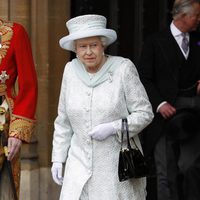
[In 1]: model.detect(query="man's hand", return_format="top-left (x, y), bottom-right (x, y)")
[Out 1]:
top-left (158, 102), bottom-right (176, 119)
top-left (197, 80), bottom-right (200, 95)
top-left (7, 137), bottom-right (22, 161)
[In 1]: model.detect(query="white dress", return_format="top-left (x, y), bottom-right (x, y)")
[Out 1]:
top-left (52, 56), bottom-right (154, 200)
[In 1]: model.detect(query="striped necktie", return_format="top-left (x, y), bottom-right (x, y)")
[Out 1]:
top-left (181, 33), bottom-right (189, 54)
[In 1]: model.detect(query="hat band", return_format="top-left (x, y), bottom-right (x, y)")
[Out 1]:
top-left (69, 23), bottom-right (106, 34)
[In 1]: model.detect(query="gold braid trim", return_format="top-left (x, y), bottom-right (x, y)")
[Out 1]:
top-left (9, 115), bottom-right (35, 142)
top-left (0, 19), bottom-right (13, 64)
top-left (6, 96), bottom-right (14, 111)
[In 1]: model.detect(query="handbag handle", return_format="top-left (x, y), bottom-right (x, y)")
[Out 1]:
top-left (121, 118), bottom-right (131, 149)
top-left (121, 118), bottom-right (139, 150)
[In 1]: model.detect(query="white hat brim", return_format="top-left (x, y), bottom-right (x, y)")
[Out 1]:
top-left (59, 29), bottom-right (117, 52)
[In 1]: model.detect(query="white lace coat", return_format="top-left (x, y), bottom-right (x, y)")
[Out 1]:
top-left (52, 56), bottom-right (154, 200)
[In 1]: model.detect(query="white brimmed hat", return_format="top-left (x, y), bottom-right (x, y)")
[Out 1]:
top-left (59, 14), bottom-right (117, 52)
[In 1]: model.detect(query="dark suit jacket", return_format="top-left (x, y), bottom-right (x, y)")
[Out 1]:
top-left (137, 28), bottom-right (200, 156)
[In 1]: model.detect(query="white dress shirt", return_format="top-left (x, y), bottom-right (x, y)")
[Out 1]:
top-left (170, 21), bottom-right (189, 59)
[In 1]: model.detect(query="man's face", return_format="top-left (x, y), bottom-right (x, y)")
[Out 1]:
top-left (183, 2), bottom-right (200, 31)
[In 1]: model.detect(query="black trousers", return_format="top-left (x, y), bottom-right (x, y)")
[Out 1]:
top-left (176, 132), bottom-right (200, 200)
top-left (154, 135), bottom-right (178, 200)
top-left (154, 132), bottom-right (200, 200)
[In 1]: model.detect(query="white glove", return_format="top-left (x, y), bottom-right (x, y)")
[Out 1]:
top-left (51, 162), bottom-right (63, 185)
top-left (88, 122), bottom-right (116, 140)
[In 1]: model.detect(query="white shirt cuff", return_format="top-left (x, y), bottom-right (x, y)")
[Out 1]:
top-left (156, 101), bottom-right (167, 113)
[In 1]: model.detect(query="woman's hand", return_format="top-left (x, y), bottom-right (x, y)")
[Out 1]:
top-left (51, 162), bottom-right (63, 185)
top-left (88, 122), bottom-right (116, 140)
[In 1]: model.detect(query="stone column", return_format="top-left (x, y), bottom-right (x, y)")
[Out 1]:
top-left (9, 0), bottom-right (31, 30)
top-left (0, 0), bottom-right (9, 20)
top-left (32, 0), bottom-right (70, 199)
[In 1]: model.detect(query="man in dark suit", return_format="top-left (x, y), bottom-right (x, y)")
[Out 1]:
top-left (137, 0), bottom-right (200, 200)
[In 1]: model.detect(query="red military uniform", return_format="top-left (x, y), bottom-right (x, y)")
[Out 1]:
top-left (0, 19), bottom-right (38, 199)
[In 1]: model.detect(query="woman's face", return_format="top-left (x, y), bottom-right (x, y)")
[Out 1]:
top-left (75, 36), bottom-right (105, 73)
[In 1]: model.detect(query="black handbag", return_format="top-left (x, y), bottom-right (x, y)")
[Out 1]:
top-left (118, 118), bottom-right (149, 182)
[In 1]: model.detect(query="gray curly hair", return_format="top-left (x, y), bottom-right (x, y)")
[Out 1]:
top-left (172, 0), bottom-right (200, 19)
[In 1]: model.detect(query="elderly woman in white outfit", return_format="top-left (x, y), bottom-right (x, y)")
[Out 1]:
top-left (51, 14), bottom-right (154, 200)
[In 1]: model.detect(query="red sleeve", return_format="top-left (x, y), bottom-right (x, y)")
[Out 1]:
top-left (12, 23), bottom-right (38, 120)
top-left (8, 23), bottom-right (38, 142)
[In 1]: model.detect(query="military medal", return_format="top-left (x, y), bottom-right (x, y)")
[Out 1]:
top-left (0, 71), bottom-right (9, 83)
top-left (0, 71), bottom-right (9, 93)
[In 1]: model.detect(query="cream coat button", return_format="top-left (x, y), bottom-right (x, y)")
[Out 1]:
top-left (86, 92), bottom-right (91, 96)
top-left (87, 139), bottom-right (90, 144)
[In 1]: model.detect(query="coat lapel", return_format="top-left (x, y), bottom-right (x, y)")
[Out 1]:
top-left (157, 29), bottom-right (185, 82)
top-left (188, 33), bottom-right (200, 58)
